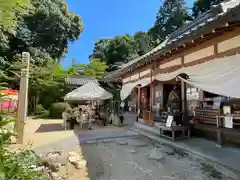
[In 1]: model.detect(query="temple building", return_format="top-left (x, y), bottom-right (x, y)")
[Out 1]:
top-left (105, 0), bottom-right (240, 145)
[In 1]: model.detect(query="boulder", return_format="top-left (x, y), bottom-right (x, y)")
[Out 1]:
top-left (71, 160), bottom-right (86, 169)
top-left (160, 146), bottom-right (174, 154)
top-left (68, 152), bottom-right (80, 162)
top-left (42, 151), bottom-right (69, 166)
top-left (49, 163), bottom-right (62, 172)
top-left (85, 140), bottom-right (97, 144)
top-left (68, 151), bottom-right (86, 169)
top-left (148, 148), bottom-right (165, 160)
top-left (51, 172), bottom-right (61, 180)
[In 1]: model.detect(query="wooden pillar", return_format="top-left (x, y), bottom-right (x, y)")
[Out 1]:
top-left (16, 52), bottom-right (30, 144)
top-left (149, 68), bottom-right (153, 123)
top-left (181, 78), bottom-right (188, 123)
top-left (150, 74), bottom-right (153, 112)
top-left (137, 86), bottom-right (141, 116)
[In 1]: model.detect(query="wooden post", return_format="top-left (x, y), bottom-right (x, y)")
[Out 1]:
top-left (181, 78), bottom-right (188, 123)
top-left (137, 87), bottom-right (141, 115)
top-left (16, 52), bottom-right (30, 144)
top-left (149, 68), bottom-right (153, 123)
top-left (137, 86), bottom-right (141, 122)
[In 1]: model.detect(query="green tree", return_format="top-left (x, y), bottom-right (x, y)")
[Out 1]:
top-left (152, 0), bottom-right (191, 41)
top-left (0, 0), bottom-right (84, 68)
top-left (90, 39), bottom-right (110, 60)
top-left (9, 59), bottom-right (67, 112)
top-left (90, 35), bottom-right (140, 71)
top-left (104, 34), bottom-right (138, 65)
top-left (148, 24), bottom-right (163, 48)
top-left (134, 31), bottom-right (150, 56)
top-left (192, 0), bottom-right (224, 18)
top-left (15, 0), bottom-right (84, 59)
top-left (75, 58), bottom-right (108, 79)
top-left (0, 0), bottom-right (29, 30)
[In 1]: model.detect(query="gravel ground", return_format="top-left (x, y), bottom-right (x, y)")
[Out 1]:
top-left (82, 136), bottom-right (239, 180)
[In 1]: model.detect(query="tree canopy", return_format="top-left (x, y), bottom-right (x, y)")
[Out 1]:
top-left (0, 0), bottom-right (85, 114)
top-left (192, 0), bottom-right (224, 18)
top-left (0, 0), bottom-right (29, 30)
top-left (0, 0), bottom-right (84, 67)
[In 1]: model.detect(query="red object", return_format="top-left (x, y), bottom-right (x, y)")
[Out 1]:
top-left (0, 88), bottom-right (18, 111)
top-left (1, 88), bottom-right (17, 95)
top-left (191, 119), bottom-right (200, 124)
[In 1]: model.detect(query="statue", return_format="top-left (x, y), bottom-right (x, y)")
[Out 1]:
top-left (167, 84), bottom-right (182, 125)
top-left (168, 84), bottom-right (181, 113)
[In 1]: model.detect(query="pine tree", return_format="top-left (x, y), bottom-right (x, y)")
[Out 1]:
top-left (150, 0), bottom-right (191, 43)
top-left (192, 0), bottom-right (224, 18)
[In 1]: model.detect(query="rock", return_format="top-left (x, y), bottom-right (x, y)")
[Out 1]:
top-left (71, 160), bottom-right (86, 169)
top-left (130, 141), bottom-right (148, 147)
top-left (49, 163), bottom-right (62, 172)
top-left (30, 165), bottom-right (37, 169)
top-left (33, 166), bottom-right (45, 172)
top-left (51, 172), bottom-right (61, 180)
top-left (69, 152), bottom-right (80, 162)
top-left (129, 149), bottom-right (137, 153)
top-left (103, 139), bottom-right (113, 143)
top-left (68, 151), bottom-right (86, 169)
top-left (43, 151), bottom-right (69, 166)
top-left (161, 146), bottom-right (174, 154)
top-left (148, 148), bottom-right (165, 160)
top-left (85, 140), bottom-right (97, 144)
top-left (155, 144), bottom-right (162, 148)
top-left (116, 140), bottom-right (128, 145)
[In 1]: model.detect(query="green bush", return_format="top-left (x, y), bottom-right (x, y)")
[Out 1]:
top-left (34, 104), bottom-right (49, 118)
top-left (49, 102), bottom-right (66, 118)
top-left (0, 93), bottom-right (44, 179)
top-left (35, 104), bottom-right (45, 115)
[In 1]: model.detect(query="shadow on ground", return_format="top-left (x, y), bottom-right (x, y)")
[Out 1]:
top-left (35, 123), bottom-right (64, 133)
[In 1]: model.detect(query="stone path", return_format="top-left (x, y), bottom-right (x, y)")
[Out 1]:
top-left (10, 119), bottom-right (240, 180)
top-left (82, 136), bottom-right (239, 180)
top-left (133, 122), bottom-right (240, 173)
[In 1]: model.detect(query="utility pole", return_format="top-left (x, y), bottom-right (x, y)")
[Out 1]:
top-left (16, 52), bottom-right (30, 144)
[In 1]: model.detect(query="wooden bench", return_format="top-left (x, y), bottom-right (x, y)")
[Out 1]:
top-left (155, 122), bottom-right (191, 141)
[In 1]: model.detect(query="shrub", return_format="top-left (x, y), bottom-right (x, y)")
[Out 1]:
top-left (49, 102), bottom-right (66, 118)
top-left (34, 104), bottom-right (49, 119)
top-left (35, 104), bottom-right (45, 115)
top-left (0, 93), bottom-right (43, 179)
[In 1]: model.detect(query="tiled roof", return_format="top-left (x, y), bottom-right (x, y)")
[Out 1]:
top-left (105, 0), bottom-right (240, 79)
top-left (65, 76), bottom-right (98, 85)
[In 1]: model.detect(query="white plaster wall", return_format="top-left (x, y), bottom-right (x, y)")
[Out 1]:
top-left (184, 46), bottom-right (214, 64)
top-left (159, 58), bottom-right (181, 69)
top-left (123, 77), bottom-right (131, 83)
top-left (131, 73), bottom-right (139, 81)
top-left (218, 35), bottom-right (240, 53)
top-left (140, 69), bottom-right (151, 77)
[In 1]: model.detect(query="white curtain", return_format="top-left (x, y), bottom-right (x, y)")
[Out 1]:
top-left (179, 54), bottom-right (240, 98)
top-left (155, 54), bottom-right (240, 98)
top-left (121, 54), bottom-right (240, 100)
top-left (120, 83), bottom-right (137, 101)
top-left (120, 76), bottom-right (155, 100)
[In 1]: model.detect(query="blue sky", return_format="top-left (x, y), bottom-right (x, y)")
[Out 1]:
top-left (62, 0), bottom-right (194, 68)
